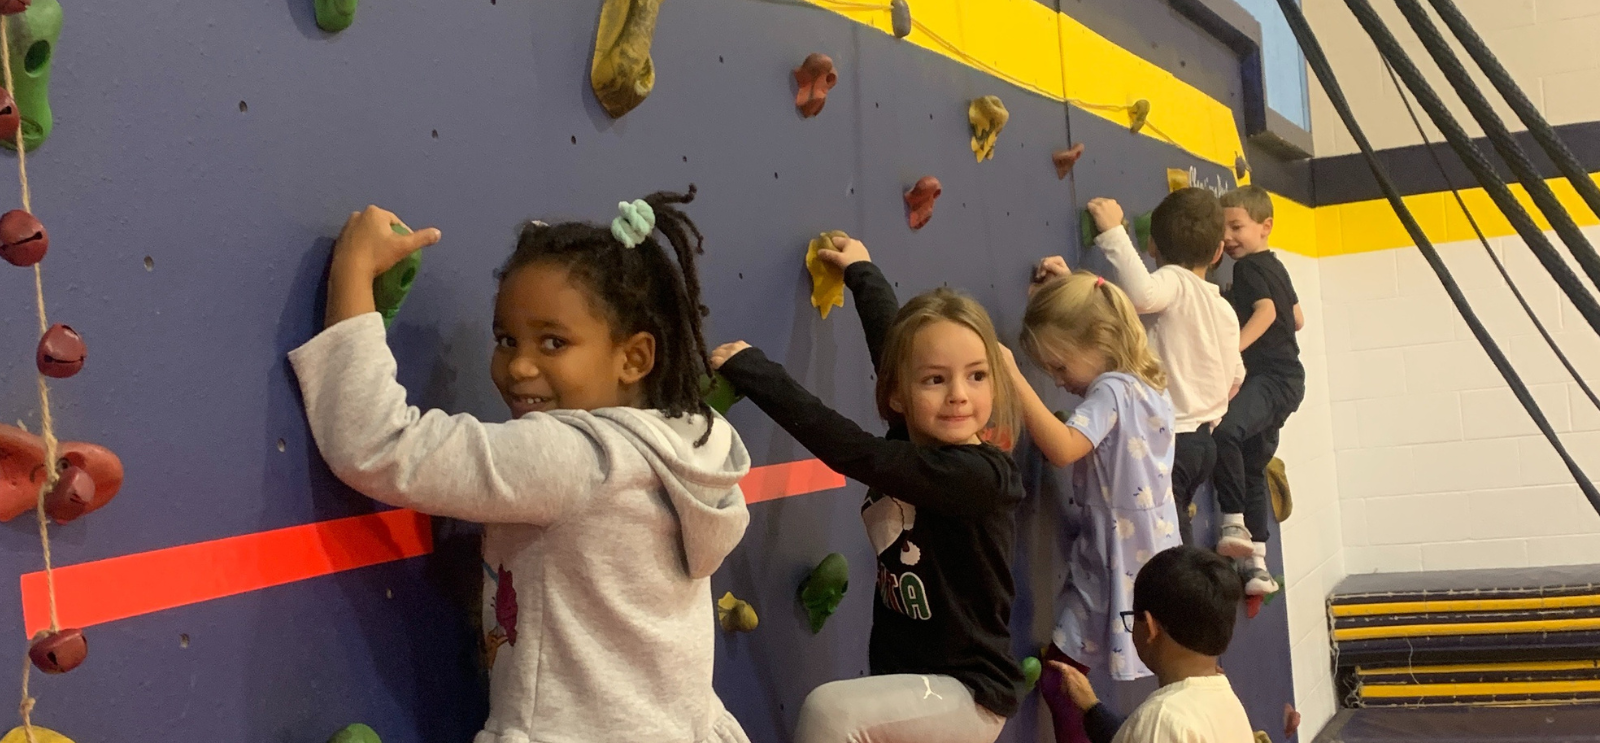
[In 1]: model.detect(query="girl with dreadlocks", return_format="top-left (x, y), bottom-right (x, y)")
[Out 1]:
top-left (289, 189), bottom-right (753, 743)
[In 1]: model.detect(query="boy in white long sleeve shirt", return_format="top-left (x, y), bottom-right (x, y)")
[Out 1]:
top-left (1040, 188), bottom-right (1243, 547)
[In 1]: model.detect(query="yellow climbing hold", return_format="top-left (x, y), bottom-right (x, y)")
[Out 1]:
top-left (1166, 168), bottom-right (1191, 192)
top-left (590, 0), bottom-right (663, 118)
top-left (1129, 99), bottom-right (1152, 133)
top-left (806, 231), bottom-right (848, 319)
top-left (2, 727), bottom-right (74, 743)
top-left (968, 95), bottom-right (1009, 162)
top-left (717, 591), bottom-right (759, 632)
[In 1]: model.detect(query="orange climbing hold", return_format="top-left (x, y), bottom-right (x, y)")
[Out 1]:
top-left (0, 424), bottom-right (124, 522)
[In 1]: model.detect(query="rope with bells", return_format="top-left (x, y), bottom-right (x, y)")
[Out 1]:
top-left (1, 10), bottom-right (68, 743)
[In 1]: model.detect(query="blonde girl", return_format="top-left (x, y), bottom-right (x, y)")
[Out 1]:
top-left (1001, 270), bottom-right (1182, 743)
top-left (711, 235), bottom-right (1025, 743)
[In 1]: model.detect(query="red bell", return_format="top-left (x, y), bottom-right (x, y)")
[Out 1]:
top-left (0, 1), bottom-right (30, 16)
top-left (0, 209), bottom-right (47, 267)
top-left (29, 628), bottom-right (86, 674)
top-left (37, 324), bottom-right (85, 378)
top-left (0, 88), bottom-right (17, 142)
top-left (44, 464), bottom-right (95, 524)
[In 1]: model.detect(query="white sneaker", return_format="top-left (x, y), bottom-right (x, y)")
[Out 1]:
top-left (1216, 523), bottom-right (1254, 558)
top-left (1242, 565), bottom-right (1279, 596)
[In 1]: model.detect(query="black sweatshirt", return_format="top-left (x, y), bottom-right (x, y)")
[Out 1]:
top-left (719, 262), bottom-right (1025, 717)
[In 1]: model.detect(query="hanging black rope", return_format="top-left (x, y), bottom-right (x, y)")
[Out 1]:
top-left (1270, 0), bottom-right (1600, 515)
top-left (1383, 59), bottom-right (1600, 412)
top-left (1428, 0), bottom-right (1600, 224)
top-left (1394, 0), bottom-right (1600, 292)
top-left (1340, 0), bottom-right (1600, 340)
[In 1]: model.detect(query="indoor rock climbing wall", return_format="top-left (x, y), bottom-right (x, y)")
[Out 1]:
top-left (0, 1), bottom-right (1292, 741)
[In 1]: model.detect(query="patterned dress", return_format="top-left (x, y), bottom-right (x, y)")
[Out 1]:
top-left (1052, 372), bottom-right (1182, 680)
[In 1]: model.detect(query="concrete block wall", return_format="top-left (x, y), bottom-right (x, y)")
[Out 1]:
top-left (1320, 229), bottom-right (1600, 574)
top-left (1305, 0), bottom-right (1600, 156)
top-left (1274, 250), bottom-right (1344, 734)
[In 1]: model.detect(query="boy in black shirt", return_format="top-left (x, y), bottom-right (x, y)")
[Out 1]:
top-left (1215, 185), bottom-right (1303, 596)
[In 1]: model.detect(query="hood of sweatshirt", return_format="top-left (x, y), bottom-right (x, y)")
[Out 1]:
top-left (597, 408), bottom-right (751, 579)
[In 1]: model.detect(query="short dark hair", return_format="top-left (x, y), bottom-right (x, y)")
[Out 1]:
top-left (496, 186), bottom-right (714, 444)
top-left (1132, 546), bottom-right (1243, 656)
top-left (1149, 187), bottom-right (1224, 269)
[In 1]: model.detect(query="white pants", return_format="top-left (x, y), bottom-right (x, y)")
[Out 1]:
top-left (793, 674), bottom-right (1007, 743)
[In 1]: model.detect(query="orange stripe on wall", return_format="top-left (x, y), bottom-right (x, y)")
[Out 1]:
top-left (741, 458), bottom-right (847, 504)
top-left (20, 508), bottom-right (435, 636)
top-left (18, 459), bottom-right (846, 634)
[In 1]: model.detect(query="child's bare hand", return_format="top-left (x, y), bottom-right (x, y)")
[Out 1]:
top-left (1030, 256), bottom-right (1070, 296)
top-left (817, 234), bottom-right (871, 270)
top-left (710, 341), bottom-right (752, 370)
top-left (1086, 198), bottom-right (1124, 235)
top-left (1048, 661), bottom-right (1100, 712)
top-left (332, 205), bottom-right (442, 280)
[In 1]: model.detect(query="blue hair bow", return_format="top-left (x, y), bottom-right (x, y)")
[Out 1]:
top-left (610, 199), bottom-right (655, 248)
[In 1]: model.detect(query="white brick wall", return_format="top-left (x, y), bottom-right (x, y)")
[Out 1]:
top-left (1305, 0), bottom-right (1600, 156)
top-left (1321, 234), bottom-right (1600, 575)
top-left (1273, 251), bottom-right (1343, 738)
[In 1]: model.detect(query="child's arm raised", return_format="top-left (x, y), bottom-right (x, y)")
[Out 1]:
top-left (713, 343), bottom-right (1016, 516)
top-left (292, 207), bottom-right (605, 527)
top-left (1087, 197), bottom-right (1178, 314)
top-left (1001, 347), bottom-right (1093, 467)
top-left (816, 235), bottom-right (899, 368)
top-left (324, 206), bottom-right (442, 328)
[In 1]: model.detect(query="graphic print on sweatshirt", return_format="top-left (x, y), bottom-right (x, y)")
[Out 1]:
top-left (862, 491), bottom-right (932, 621)
top-left (481, 561), bottom-right (519, 669)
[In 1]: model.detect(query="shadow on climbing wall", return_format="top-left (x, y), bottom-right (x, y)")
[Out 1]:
top-left (0, 0), bottom-right (1290, 741)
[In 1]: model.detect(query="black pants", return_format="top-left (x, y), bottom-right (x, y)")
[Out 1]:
top-left (1213, 372), bottom-right (1304, 544)
top-left (1171, 427), bottom-right (1216, 548)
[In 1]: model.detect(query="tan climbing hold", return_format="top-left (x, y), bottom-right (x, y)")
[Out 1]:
top-left (590, 0), bottom-right (663, 118)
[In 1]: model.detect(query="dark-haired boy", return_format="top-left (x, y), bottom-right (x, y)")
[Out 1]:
top-left (1216, 184), bottom-right (1303, 596)
top-left (1072, 190), bottom-right (1245, 546)
top-left (1048, 546), bottom-right (1251, 743)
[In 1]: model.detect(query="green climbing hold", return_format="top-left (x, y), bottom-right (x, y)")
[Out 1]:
top-left (374, 222), bottom-right (421, 329)
top-left (314, 0), bottom-right (358, 33)
top-left (1080, 209), bottom-right (1152, 254)
top-left (328, 724), bottom-right (381, 743)
top-left (1021, 656), bottom-right (1042, 691)
top-left (700, 372), bottom-right (743, 415)
top-left (1, 0), bottom-right (60, 152)
top-left (799, 552), bottom-right (849, 633)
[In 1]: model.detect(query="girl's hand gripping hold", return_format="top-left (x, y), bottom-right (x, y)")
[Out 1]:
top-left (326, 206), bottom-right (442, 327)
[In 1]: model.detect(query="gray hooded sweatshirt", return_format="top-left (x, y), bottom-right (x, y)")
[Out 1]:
top-left (289, 313), bottom-right (752, 743)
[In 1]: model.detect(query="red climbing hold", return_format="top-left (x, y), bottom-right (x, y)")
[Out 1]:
top-left (0, 208), bottom-right (46, 267)
top-left (904, 176), bottom-right (941, 231)
top-left (37, 323), bottom-right (85, 378)
top-left (1244, 594), bottom-right (1263, 619)
top-left (0, 425), bottom-right (125, 522)
top-left (793, 53), bottom-right (837, 119)
top-left (0, 88), bottom-right (17, 142)
top-left (1053, 143), bottom-right (1084, 179)
top-left (29, 628), bottom-right (86, 673)
top-left (44, 464), bottom-right (95, 524)
top-left (0, 0), bottom-right (29, 16)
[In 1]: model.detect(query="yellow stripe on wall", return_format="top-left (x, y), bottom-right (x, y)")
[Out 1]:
top-left (805, 0), bottom-right (1249, 173)
top-left (1357, 660), bottom-right (1600, 676)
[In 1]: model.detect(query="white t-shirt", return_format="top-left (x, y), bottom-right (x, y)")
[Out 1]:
top-left (1111, 675), bottom-right (1255, 743)
top-left (1095, 226), bottom-right (1245, 433)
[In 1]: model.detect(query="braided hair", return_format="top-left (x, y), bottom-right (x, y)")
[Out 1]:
top-left (495, 185), bottom-right (715, 444)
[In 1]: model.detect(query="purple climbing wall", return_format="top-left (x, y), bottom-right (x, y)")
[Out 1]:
top-left (0, 1), bottom-right (1294, 741)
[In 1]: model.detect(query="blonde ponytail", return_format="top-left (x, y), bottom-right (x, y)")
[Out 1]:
top-left (1020, 271), bottom-right (1167, 392)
